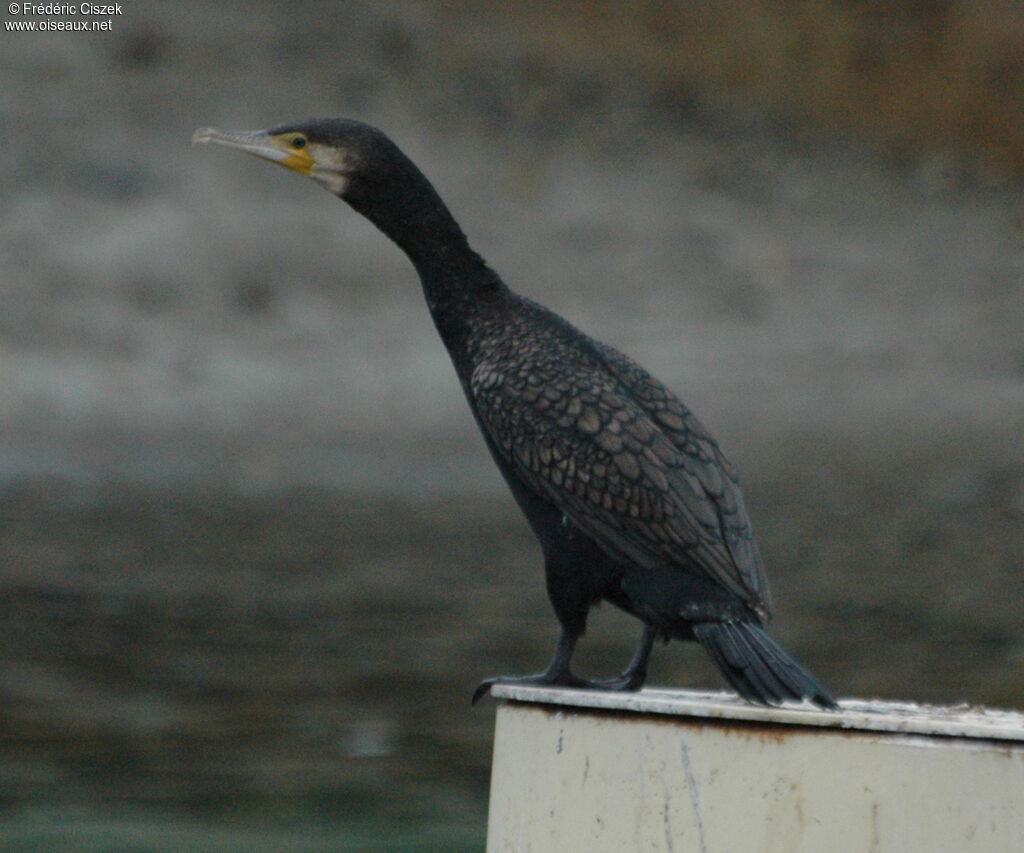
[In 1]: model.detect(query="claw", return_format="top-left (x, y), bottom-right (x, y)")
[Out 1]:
top-left (471, 679), bottom-right (497, 706)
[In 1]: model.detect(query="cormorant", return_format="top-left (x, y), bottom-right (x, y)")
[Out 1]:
top-left (193, 118), bottom-right (836, 709)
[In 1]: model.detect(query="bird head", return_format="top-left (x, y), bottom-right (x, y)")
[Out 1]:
top-left (192, 118), bottom-right (470, 266)
top-left (192, 118), bottom-right (388, 196)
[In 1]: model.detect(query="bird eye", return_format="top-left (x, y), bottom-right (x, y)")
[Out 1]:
top-left (291, 136), bottom-right (307, 149)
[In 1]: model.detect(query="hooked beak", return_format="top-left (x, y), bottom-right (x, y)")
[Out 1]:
top-left (191, 127), bottom-right (314, 175)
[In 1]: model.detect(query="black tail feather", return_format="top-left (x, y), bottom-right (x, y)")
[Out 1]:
top-left (694, 621), bottom-right (837, 710)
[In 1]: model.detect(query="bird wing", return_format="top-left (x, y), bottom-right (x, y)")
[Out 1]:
top-left (470, 343), bottom-right (770, 614)
top-left (591, 339), bottom-right (771, 612)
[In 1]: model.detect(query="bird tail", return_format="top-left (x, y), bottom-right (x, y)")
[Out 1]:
top-left (694, 621), bottom-right (837, 709)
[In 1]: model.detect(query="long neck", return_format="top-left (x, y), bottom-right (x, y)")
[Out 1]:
top-left (342, 156), bottom-right (508, 344)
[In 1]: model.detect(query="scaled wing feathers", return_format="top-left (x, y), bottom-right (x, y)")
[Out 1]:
top-left (470, 340), bottom-right (770, 615)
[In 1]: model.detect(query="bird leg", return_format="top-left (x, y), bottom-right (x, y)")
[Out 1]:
top-left (472, 624), bottom-right (656, 704)
top-left (589, 624), bottom-right (656, 691)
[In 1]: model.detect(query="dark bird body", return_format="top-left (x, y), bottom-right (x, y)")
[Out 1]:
top-left (193, 118), bottom-right (836, 709)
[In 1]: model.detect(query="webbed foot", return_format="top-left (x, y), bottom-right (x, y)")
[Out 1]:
top-left (471, 671), bottom-right (594, 705)
top-left (472, 625), bottom-right (656, 705)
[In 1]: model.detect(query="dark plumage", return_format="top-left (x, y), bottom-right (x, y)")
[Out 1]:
top-left (194, 117), bottom-right (836, 709)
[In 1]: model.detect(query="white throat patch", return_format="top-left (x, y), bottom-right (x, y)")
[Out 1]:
top-left (310, 167), bottom-right (350, 195)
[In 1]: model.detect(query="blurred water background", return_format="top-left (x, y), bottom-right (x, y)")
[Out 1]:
top-left (2, 1), bottom-right (1023, 849)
